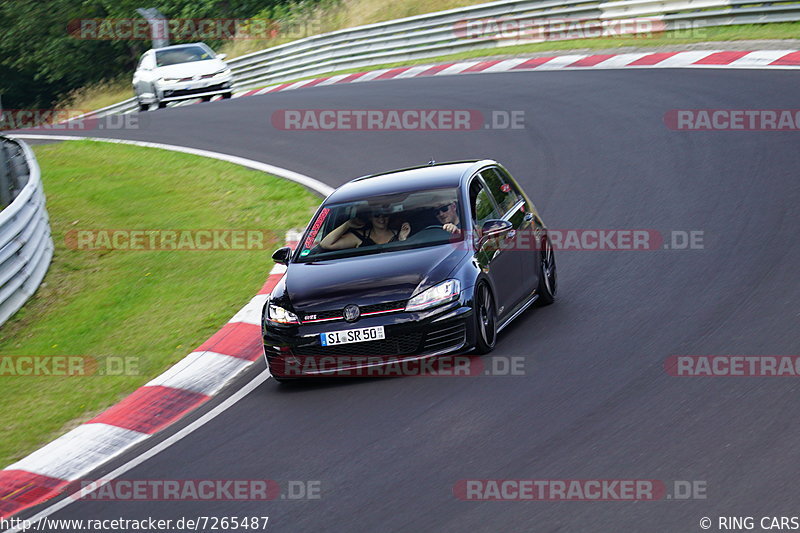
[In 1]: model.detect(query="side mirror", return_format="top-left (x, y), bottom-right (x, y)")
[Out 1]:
top-left (272, 246), bottom-right (291, 265)
top-left (478, 219), bottom-right (513, 247)
top-left (217, 53), bottom-right (227, 61)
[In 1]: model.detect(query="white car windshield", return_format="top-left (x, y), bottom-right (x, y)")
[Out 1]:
top-left (155, 46), bottom-right (213, 67)
top-left (296, 188), bottom-right (464, 262)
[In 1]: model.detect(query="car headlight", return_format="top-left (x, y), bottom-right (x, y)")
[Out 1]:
top-left (405, 279), bottom-right (461, 312)
top-left (212, 68), bottom-right (230, 76)
top-left (160, 77), bottom-right (180, 83)
top-left (267, 303), bottom-right (299, 325)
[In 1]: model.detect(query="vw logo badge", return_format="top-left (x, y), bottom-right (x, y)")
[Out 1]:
top-left (343, 304), bottom-right (360, 323)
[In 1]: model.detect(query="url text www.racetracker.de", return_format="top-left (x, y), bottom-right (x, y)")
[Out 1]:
top-left (1, 515), bottom-right (269, 532)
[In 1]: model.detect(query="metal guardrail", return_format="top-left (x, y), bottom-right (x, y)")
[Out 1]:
top-left (80, 0), bottom-right (800, 117)
top-left (0, 136), bottom-right (54, 326)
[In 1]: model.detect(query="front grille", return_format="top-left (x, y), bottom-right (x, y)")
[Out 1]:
top-left (363, 300), bottom-right (406, 314)
top-left (301, 300), bottom-right (406, 323)
top-left (293, 333), bottom-right (422, 357)
top-left (164, 83), bottom-right (226, 97)
top-left (423, 323), bottom-right (466, 352)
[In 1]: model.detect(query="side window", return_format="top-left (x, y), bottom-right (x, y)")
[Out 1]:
top-left (469, 178), bottom-right (500, 226)
top-left (481, 168), bottom-right (523, 215)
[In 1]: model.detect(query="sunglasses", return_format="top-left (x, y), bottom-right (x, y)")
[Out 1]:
top-left (434, 203), bottom-right (453, 214)
top-left (371, 212), bottom-right (389, 218)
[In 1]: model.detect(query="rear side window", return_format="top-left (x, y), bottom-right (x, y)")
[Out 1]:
top-left (481, 167), bottom-right (523, 215)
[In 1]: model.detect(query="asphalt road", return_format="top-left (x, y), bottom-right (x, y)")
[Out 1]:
top-left (14, 68), bottom-right (800, 532)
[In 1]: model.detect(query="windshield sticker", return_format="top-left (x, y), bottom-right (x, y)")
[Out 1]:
top-left (304, 208), bottom-right (330, 249)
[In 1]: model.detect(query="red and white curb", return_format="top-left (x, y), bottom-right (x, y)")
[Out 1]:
top-left (242, 50), bottom-right (800, 92)
top-left (0, 230), bottom-right (302, 519)
top-left (117, 49), bottom-right (800, 114)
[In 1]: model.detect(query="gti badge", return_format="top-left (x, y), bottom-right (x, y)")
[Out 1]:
top-left (343, 304), bottom-right (360, 323)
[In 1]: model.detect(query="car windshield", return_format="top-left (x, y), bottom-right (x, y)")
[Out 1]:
top-left (295, 187), bottom-right (464, 262)
top-left (155, 46), bottom-right (212, 67)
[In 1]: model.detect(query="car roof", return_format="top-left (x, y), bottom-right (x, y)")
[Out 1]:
top-left (325, 160), bottom-right (496, 203)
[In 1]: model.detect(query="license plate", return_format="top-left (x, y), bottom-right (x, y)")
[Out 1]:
top-left (320, 326), bottom-right (385, 346)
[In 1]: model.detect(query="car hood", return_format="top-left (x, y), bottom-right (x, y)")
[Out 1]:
top-left (284, 245), bottom-right (469, 312)
top-left (154, 59), bottom-right (226, 78)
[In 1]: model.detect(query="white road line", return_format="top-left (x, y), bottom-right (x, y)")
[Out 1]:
top-left (12, 135), bottom-right (333, 197)
top-left (4, 370), bottom-right (272, 533)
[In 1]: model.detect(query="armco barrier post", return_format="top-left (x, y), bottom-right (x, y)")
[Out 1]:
top-left (0, 139), bottom-right (12, 208)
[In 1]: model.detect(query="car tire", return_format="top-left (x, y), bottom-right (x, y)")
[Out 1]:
top-left (473, 282), bottom-right (497, 354)
top-left (222, 92), bottom-right (232, 99)
top-left (201, 95), bottom-right (213, 102)
top-left (138, 101), bottom-right (148, 112)
top-left (157, 101), bottom-right (167, 109)
top-left (536, 234), bottom-right (557, 306)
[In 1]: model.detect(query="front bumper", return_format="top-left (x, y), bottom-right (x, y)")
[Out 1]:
top-left (154, 75), bottom-right (233, 103)
top-left (263, 301), bottom-right (476, 378)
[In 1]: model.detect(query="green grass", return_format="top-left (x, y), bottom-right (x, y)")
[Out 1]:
top-left (248, 22), bottom-right (800, 89)
top-left (0, 140), bottom-right (320, 468)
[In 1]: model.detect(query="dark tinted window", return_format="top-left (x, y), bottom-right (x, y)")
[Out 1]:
top-left (156, 46), bottom-right (212, 67)
top-left (481, 167), bottom-right (523, 215)
top-left (469, 178), bottom-right (500, 225)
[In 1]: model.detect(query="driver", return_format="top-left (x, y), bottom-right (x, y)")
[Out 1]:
top-left (433, 201), bottom-right (461, 234)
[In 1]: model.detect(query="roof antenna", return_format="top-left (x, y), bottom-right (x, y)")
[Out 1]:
top-left (428, 158), bottom-right (436, 165)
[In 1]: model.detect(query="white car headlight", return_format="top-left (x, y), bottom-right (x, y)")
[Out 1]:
top-left (212, 68), bottom-right (230, 76)
top-left (267, 303), bottom-right (299, 324)
top-left (405, 279), bottom-right (461, 312)
top-left (160, 77), bottom-right (181, 83)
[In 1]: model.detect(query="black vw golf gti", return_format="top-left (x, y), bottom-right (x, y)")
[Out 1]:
top-left (262, 160), bottom-right (557, 380)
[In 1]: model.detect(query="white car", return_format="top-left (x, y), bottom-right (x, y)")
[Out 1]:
top-left (132, 43), bottom-right (233, 111)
